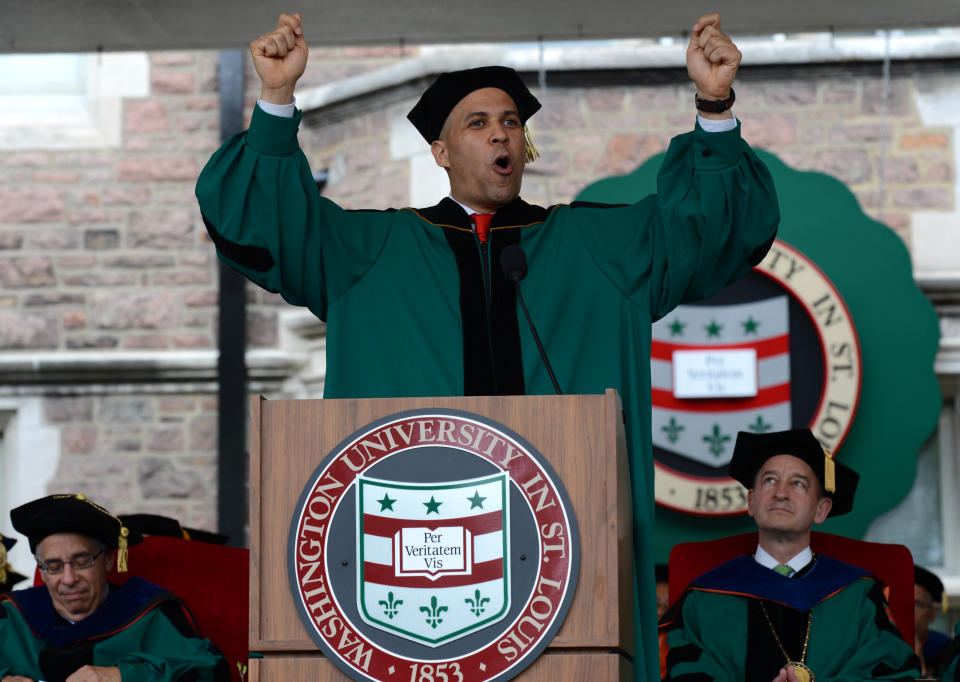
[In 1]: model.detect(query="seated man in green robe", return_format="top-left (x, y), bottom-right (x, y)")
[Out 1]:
top-left (0, 494), bottom-right (228, 682)
top-left (915, 564), bottom-right (951, 676)
top-left (196, 12), bottom-right (779, 680)
top-left (0, 534), bottom-right (27, 595)
top-left (660, 429), bottom-right (920, 681)
top-left (942, 625), bottom-right (960, 682)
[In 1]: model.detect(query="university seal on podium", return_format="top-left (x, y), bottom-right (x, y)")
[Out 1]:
top-left (289, 409), bottom-right (580, 682)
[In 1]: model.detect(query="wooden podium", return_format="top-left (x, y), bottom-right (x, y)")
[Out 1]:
top-left (248, 390), bottom-right (634, 681)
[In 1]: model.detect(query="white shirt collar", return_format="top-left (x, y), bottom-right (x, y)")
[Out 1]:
top-left (448, 195), bottom-right (492, 218)
top-left (754, 544), bottom-right (812, 574)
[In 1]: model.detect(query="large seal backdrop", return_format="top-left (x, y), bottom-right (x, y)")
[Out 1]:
top-left (576, 147), bottom-right (941, 559)
top-left (288, 409), bottom-right (581, 682)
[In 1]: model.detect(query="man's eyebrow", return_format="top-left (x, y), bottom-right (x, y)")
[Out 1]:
top-left (464, 108), bottom-right (520, 119)
top-left (42, 550), bottom-right (95, 561)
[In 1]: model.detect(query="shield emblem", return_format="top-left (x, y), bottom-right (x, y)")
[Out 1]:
top-left (651, 295), bottom-right (792, 468)
top-left (356, 472), bottom-right (510, 646)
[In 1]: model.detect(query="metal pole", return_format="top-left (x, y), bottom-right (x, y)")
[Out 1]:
top-left (216, 49), bottom-right (248, 547)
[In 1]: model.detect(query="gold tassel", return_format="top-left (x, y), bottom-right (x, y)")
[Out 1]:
top-left (524, 125), bottom-right (540, 163)
top-left (117, 526), bottom-right (130, 573)
top-left (942, 593), bottom-right (949, 611)
top-left (0, 542), bottom-right (7, 584)
top-left (66, 493), bottom-right (132, 572)
top-left (823, 448), bottom-right (836, 494)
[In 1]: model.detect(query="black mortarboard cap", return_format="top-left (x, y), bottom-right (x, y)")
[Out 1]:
top-left (120, 513), bottom-right (230, 546)
top-left (728, 428), bottom-right (859, 517)
top-left (915, 565), bottom-right (945, 604)
top-left (11, 494), bottom-right (143, 571)
top-left (0, 533), bottom-right (22, 588)
top-left (407, 66), bottom-right (541, 143)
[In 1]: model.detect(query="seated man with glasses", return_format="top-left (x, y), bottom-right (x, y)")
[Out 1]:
top-left (0, 494), bottom-right (228, 682)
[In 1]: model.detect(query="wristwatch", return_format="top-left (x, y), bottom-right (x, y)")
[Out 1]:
top-left (695, 88), bottom-right (736, 113)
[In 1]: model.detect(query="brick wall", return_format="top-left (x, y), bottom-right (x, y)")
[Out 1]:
top-left (0, 47), bottom-right (413, 545)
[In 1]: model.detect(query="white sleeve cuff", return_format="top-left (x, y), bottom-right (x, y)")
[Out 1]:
top-left (257, 98), bottom-right (297, 118)
top-left (697, 113), bottom-right (738, 133)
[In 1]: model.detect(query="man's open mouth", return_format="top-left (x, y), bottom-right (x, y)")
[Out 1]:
top-left (493, 154), bottom-right (512, 173)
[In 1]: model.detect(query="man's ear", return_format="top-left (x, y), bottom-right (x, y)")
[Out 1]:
top-left (813, 496), bottom-right (833, 524)
top-left (746, 489), bottom-right (756, 519)
top-left (431, 139), bottom-right (450, 169)
top-left (104, 550), bottom-right (116, 572)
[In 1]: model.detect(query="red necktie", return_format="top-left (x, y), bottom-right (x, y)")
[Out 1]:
top-left (471, 213), bottom-right (493, 243)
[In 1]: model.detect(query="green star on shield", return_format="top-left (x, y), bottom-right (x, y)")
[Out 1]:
top-left (705, 320), bottom-right (723, 338)
top-left (669, 319), bottom-right (686, 336)
top-left (377, 493), bottom-right (397, 512)
top-left (742, 316), bottom-right (760, 335)
top-left (467, 491), bottom-right (486, 509)
top-left (423, 496), bottom-right (442, 515)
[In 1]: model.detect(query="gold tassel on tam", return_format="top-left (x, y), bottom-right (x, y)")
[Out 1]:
top-left (117, 526), bottom-right (130, 573)
top-left (0, 543), bottom-right (7, 584)
top-left (523, 125), bottom-right (540, 163)
top-left (66, 493), bottom-right (133, 572)
top-left (823, 449), bottom-right (836, 494)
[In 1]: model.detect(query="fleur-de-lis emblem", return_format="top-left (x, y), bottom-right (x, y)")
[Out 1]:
top-left (747, 415), bottom-right (772, 433)
top-left (464, 589), bottom-right (490, 617)
top-left (378, 591), bottom-right (403, 619)
top-left (420, 595), bottom-right (448, 629)
top-left (702, 424), bottom-right (731, 457)
top-left (661, 417), bottom-right (685, 443)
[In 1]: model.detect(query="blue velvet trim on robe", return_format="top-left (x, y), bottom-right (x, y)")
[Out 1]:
top-left (691, 554), bottom-right (870, 611)
top-left (7, 576), bottom-right (168, 648)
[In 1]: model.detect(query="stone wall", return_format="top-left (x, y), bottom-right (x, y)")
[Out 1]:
top-left (43, 394), bottom-right (218, 529)
top-left (0, 47), bottom-right (408, 555)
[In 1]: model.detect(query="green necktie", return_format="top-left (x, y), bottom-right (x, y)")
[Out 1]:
top-left (773, 564), bottom-right (794, 577)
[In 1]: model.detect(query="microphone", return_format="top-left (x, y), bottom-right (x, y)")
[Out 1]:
top-left (500, 245), bottom-right (562, 395)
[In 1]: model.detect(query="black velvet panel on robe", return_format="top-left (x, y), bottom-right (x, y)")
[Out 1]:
top-left (415, 197), bottom-right (551, 396)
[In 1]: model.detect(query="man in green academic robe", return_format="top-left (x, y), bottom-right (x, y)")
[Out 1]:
top-left (942, 624), bottom-right (960, 682)
top-left (0, 495), bottom-right (228, 682)
top-left (196, 12), bottom-right (779, 680)
top-left (660, 430), bottom-right (920, 681)
top-left (0, 535), bottom-right (27, 595)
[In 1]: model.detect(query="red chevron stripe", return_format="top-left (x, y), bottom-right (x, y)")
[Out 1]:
top-left (362, 558), bottom-right (504, 588)
top-left (363, 510), bottom-right (502, 537)
top-left (651, 334), bottom-right (789, 361)
top-left (652, 383), bottom-right (791, 412)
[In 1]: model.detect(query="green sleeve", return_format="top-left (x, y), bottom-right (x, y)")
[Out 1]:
top-left (195, 106), bottom-right (393, 322)
top-left (568, 121), bottom-right (779, 320)
top-left (0, 600), bottom-right (45, 680)
top-left (661, 590), bottom-right (740, 681)
top-left (941, 622), bottom-right (960, 682)
top-left (94, 606), bottom-right (228, 681)
top-left (812, 581), bottom-right (920, 681)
